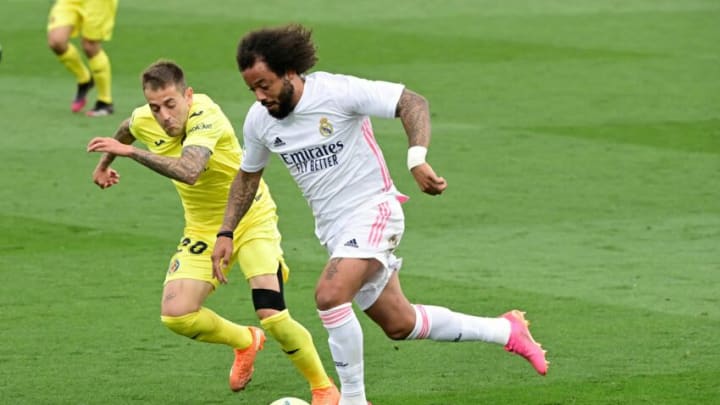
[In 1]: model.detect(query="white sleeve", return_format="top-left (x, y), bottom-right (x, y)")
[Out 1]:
top-left (240, 111), bottom-right (270, 173)
top-left (339, 74), bottom-right (405, 118)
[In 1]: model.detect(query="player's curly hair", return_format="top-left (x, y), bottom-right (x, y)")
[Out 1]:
top-left (237, 24), bottom-right (318, 76)
top-left (141, 60), bottom-right (186, 91)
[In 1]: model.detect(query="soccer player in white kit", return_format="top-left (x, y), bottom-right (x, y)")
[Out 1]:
top-left (212, 24), bottom-right (548, 405)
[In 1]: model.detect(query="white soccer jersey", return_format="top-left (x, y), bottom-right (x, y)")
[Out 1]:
top-left (242, 71), bottom-right (405, 245)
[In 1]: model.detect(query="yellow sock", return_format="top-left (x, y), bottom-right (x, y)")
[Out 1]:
top-left (161, 307), bottom-right (253, 349)
top-left (57, 44), bottom-right (91, 83)
top-left (88, 50), bottom-right (112, 103)
top-left (262, 309), bottom-right (332, 390)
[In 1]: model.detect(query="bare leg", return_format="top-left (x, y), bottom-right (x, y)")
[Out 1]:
top-left (316, 258), bottom-right (378, 405)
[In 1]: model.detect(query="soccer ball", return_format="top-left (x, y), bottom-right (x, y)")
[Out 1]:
top-left (269, 397), bottom-right (310, 405)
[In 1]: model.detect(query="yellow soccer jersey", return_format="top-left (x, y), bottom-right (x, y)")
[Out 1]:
top-left (128, 93), bottom-right (274, 233)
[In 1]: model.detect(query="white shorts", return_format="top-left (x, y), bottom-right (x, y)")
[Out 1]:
top-left (326, 196), bottom-right (406, 310)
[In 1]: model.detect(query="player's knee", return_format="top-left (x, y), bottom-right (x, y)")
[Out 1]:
top-left (160, 313), bottom-right (197, 338)
top-left (382, 321), bottom-right (414, 340)
top-left (47, 37), bottom-right (66, 54)
top-left (252, 289), bottom-right (286, 312)
top-left (314, 285), bottom-right (349, 310)
top-left (374, 308), bottom-right (415, 340)
top-left (81, 39), bottom-right (101, 57)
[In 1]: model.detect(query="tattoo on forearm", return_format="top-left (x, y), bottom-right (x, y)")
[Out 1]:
top-left (131, 145), bottom-right (210, 183)
top-left (223, 171), bottom-right (261, 230)
top-left (163, 292), bottom-right (176, 303)
top-left (396, 89), bottom-right (431, 147)
top-left (99, 119), bottom-right (135, 168)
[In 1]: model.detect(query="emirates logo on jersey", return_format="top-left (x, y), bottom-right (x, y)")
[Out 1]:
top-left (319, 117), bottom-right (334, 137)
top-left (279, 141), bottom-right (344, 174)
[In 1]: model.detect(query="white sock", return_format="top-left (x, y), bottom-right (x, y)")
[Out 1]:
top-left (406, 304), bottom-right (511, 345)
top-left (318, 303), bottom-right (367, 404)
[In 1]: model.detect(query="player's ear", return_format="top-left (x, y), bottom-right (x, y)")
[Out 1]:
top-left (185, 86), bottom-right (194, 101)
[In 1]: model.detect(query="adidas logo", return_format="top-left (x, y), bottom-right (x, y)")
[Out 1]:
top-left (344, 238), bottom-right (358, 248)
top-left (273, 137), bottom-right (286, 147)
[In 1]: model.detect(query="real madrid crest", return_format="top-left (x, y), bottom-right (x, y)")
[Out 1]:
top-left (318, 117), bottom-right (334, 137)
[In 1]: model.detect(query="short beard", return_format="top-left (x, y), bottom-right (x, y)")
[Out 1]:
top-left (268, 78), bottom-right (295, 119)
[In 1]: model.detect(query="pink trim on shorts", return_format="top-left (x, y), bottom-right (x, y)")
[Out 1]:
top-left (368, 201), bottom-right (391, 247)
top-left (362, 118), bottom-right (392, 192)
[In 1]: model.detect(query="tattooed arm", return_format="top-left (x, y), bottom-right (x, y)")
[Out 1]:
top-left (87, 119), bottom-right (210, 185)
top-left (394, 88), bottom-right (447, 195)
top-left (94, 119), bottom-right (136, 170)
top-left (219, 169), bottom-right (263, 233)
top-left (211, 168), bottom-right (263, 283)
top-left (88, 119), bottom-right (136, 189)
top-left (395, 88), bottom-right (431, 148)
top-left (129, 144), bottom-right (210, 185)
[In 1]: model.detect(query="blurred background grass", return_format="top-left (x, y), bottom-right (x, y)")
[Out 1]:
top-left (0, 1), bottom-right (718, 403)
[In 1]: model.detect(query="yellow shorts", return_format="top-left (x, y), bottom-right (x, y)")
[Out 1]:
top-left (47, 0), bottom-right (118, 41)
top-left (164, 213), bottom-right (290, 288)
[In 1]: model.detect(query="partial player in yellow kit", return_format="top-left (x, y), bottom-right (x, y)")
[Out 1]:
top-left (86, 60), bottom-right (339, 404)
top-left (47, 0), bottom-right (117, 116)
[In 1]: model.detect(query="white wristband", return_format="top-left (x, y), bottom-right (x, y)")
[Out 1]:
top-left (407, 146), bottom-right (428, 170)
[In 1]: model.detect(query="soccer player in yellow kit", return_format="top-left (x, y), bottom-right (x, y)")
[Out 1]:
top-left (47, 0), bottom-right (117, 116)
top-left (86, 60), bottom-right (339, 404)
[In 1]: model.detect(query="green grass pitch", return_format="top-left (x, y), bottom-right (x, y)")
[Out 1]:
top-left (1, 0), bottom-right (719, 404)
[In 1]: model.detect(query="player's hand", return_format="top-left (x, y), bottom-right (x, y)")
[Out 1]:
top-left (211, 236), bottom-right (233, 284)
top-left (86, 137), bottom-right (134, 157)
top-left (410, 163), bottom-right (447, 195)
top-left (92, 166), bottom-right (120, 189)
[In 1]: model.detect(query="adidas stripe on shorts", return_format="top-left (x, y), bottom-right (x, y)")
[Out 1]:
top-left (327, 196), bottom-right (406, 310)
